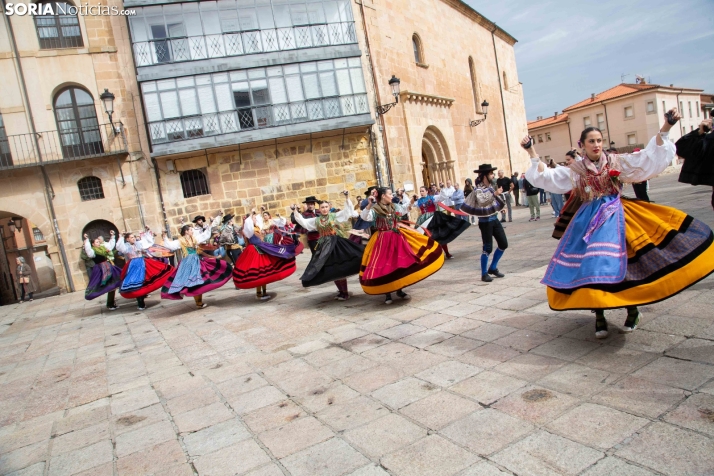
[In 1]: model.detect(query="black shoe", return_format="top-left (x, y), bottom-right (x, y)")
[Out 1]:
top-left (622, 311), bottom-right (641, 333)
top-left (488, 268), bottom-right (505, 278)
top-left (396, 290), bottom-right (410, 300)
top-left (595, 316), bottom-right (608, 339)
top-left (481, 274), bottom-right (493, 282)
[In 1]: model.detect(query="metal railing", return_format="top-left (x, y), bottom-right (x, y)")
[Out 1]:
top-left (0, 123), bottom-right (128, 171)
top-left (133, 22), bottom-right (357, 67)
top-left (148, 94), bottom-right (369, 145)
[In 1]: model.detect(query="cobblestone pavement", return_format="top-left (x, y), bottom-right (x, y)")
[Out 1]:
top-left (1, 172), bottom-right (713, 476)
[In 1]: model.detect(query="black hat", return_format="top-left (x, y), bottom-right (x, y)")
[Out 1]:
top-left (222, 214), bottom-right (234, 224)
top-left (364, 185), bottom-right (378, 196)
top-left (474, 164), bottom-right (497, 174)
top-left (302, 195), bottom-right (322, 204)
top-left (191, 215), bottom-right (206, 224)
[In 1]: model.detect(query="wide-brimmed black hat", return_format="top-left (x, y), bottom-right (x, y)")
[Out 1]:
top-left (191, 215), bottom-right (206, 224)
top-left (222, 214), bottom-right (234, 224)
top-left (364, 185), bottom-right (378, 196)
top-left (474, 164), bottom-right (497, 174)
top-left (302, 195), bottom-right (322, 204)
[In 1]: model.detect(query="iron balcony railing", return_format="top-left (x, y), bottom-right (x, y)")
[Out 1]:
top-left (148, 93), bottom-right (369, 145)
top-left (0, 123), bottom-right (128, 171)
top-left (133, 22), bottom-right (357, 67)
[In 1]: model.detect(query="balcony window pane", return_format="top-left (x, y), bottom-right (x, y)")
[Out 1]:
top-left (284, 64), bottom-right (299, 75)
top-left (214, 73), bottom-right (229, 83)
top-left (144, 93), bottom-right (162, 121)
top-left (129, 17), bottom-right (148, 41)
top-left (269, 77), bottom-right (287, 103)
top-left (179, 89), bottom-right (199, 116)
top-left (233, 85), bottom-right (251, 107)
top-left (167, 21), bottom-right (186, 38)
top-left (215, 83), bottom-right (234, 111)
top-left (148, 17), bottom-right (166, 38)
top-left (248, 69), bottom-right (266, 79)
top-left (198, 85), bottom-right (217, 113)
top-left (335, 69), bottom-right (351, 95)
top-left (267, 66), bottom-right (282, 76)
top-left (200, 5), bottom-right (221, 34)
top-left (256, 6), bottom-right (274, 28)
top-left (338, 0), bottom-right (352, 21)
top-left (221, 10), bottom-right (241, 32)
top-left (302, 73), bottom-right (320, 98)
top-left (238, 7), bottom-right (258, 30)
top-left (157, 79), bottom-right (175, 90)
top-left (350, 68), bottom-right (365, 93)
top-left (290, 4), bottom-right (308, 25)
top-left (285, 76), bottom-right (304, 101)
top-left (160, 91), bottom-right (180, 118)
top-left (301, 62), bottom-right (316, 72)
top-left (307, 2), bottom-right (325, 23)
top-left (182, 4), bottom-right (202, 36)
top-left (317, 60), bottom-right (333, 71)
top-left (319, 71), bottom-right (337, 96)
top-left (273, 4), bottom-right (291, 27)
top-left (323, 1), bottom-right (340, 22)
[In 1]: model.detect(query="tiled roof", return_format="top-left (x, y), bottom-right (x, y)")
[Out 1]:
top-left (563, 83), bottom-right (658, 112)
top-left (527, 113), bottom-right (569, 130)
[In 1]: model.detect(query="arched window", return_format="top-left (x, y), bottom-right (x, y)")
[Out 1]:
top-left (78, 176), bottom-right (105, 201)
top-left (54, 87), bottom-right (103, 159)
top-left (468, 57), bottom-right (480, 113)
top-left (180, 169), bottom-right (210, 198)
top-left (412, 34), bottom-right (423, 64)
top-left (502, 71), bottom-right (509, 91)
top-left (34, 2), bottom-right (83, 49)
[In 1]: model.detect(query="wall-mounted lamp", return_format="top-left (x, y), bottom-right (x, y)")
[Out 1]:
top-left (375, 75), bottom-right (401, 117)
top-left (8, 217), bottom-right (23, 233)
top-left (469, 100), bottom-right (490, 127)
top-left (100, 88), bottom-right (121, 134)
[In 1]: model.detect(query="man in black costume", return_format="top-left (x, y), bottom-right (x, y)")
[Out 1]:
top-left (676, 118), bottom-right (714, 210)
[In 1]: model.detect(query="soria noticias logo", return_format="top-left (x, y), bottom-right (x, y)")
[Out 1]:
top-left (4, 2), bottom-right (135, 16)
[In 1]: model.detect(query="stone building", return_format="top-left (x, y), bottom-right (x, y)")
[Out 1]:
top-left (528, 82), bottom-right (705, 164)
top-left (357, 0), bottom-right (530, 190)
top-left (0, 0), bottom-right (162, 300)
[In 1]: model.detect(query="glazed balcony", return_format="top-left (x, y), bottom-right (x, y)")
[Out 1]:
top-left (0, 123), bottom-right (128, 171)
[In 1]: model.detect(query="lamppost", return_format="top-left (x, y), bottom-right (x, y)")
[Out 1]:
top-left (469, 100), bottom-right (490, 127)
top-left (100, 88), bottom-right (120, 134)
top-left (375, 75), bottom-right (401, 117)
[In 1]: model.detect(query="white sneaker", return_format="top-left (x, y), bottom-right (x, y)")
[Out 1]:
top-left (138, 307), bottom-right (146, 311)
top-left (261, 295), bottom-right (272, 301)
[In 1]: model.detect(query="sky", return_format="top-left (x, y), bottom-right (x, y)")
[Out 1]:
top-left (465, 0), bottom-right (714, 121)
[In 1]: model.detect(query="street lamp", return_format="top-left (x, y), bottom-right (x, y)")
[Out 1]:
top-left (375, 75), bottom-right (401, 117)
top-left (100, 89), bottom-right (121, 134)
top-left (469, 100), bottom-right (490, 127)
top-left (8, 217), bottom-right (23, 233)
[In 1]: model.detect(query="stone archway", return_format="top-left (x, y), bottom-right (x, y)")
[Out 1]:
top-left (420, 126), bottom-right (455, 187)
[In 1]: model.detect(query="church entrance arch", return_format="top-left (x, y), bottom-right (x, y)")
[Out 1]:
top-left (420, 126), bottom-right (455, 187)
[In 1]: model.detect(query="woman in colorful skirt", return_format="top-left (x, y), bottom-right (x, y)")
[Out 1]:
top-left (160, 225), bottom-right (233, 309)
top-left (232, 210), bottom-right (302, 301)
top-left (116, 228), bottom-right (174, 310)
top-left (461, 164), bottom-right (509, 282)
top-left (524, 108), bottom-right (714, 338)
top-left (360, 187), bottom-right (444, 304)
top-left (83, 230), bottom-right (122, 310)
top-left (291, 192), bottom-right (363, 300)
top-left (413, 186), bottom-right (470, 259)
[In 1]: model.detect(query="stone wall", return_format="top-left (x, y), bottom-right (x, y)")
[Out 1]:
top-left (158, 132), bottom-right (377, 233)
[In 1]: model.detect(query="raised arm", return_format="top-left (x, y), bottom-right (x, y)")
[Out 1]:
top-left (272, 216), bottom-right (287, 228)
top-left (193, 225), bottom-right (213, 244)
top-left (335, 197), bottom-right (358, 223)
top-left (115, 235), bottom-right (129, 255)
top-left (162, 236), bottom-right (182, 251)
top-left (618, 133), bottom-right (676, 183)
top-left (522, 136), bottom-right (573, 194)
top-left (243, 216), bottom-right (255, 240)
top-left (360, 197), bottom-right (376, 221)
top-left (139, 231), bottom-right (155, 248)
top-left (104, 235), bottom-right (116, 251)
top-left (84, 238), bottom-right (95, 258)
top-left (292, 211), bottom-right (317, 231)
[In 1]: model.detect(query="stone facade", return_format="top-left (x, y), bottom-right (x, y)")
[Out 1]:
top-left (355, 0), bottom-right (531, 189)
top-left (158, 131), bottom-right (376, 233)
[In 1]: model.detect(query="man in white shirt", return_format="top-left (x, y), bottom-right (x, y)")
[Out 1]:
top-left (185, 213), bottom-right (222, 244)
top-left (439, 180), bottom-right (456, 207)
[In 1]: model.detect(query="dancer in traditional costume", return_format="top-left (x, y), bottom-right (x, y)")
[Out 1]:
top-left (218, 214), bottom-right (244, 264)
top-left (116, 228), bottom-right (174, 310)
top-left (291, 196), bottom-right (321, 253)
top-left (461, 164), bottom-right (509, 282)
top-left (525, 109), bottom-right (714, 338)
top-left (676, 118), bottom-right (714, 210)
top-left (83, 230), bottom-right (122, 309)
top-left (359, 187), bottom-right (444, 304)
top-left (413, 186), bottom-right (470, 259)
top-left (291, 192), bottom-right (363, 300)
top-left (232, 211), bottom-right (301, 301)
top-left (160, 225), bottom-right (233, 308)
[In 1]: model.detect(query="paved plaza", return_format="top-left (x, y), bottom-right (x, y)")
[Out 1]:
top-left (0, 172), bottom-right (713, 476)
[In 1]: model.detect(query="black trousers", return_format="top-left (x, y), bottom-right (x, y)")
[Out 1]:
top-left (478, 219), bottom-right (508, 254)
top-left (227, 248), bottom-right (242, 264)
top-left (137, 296), bottom-right (145, 308)
top-left (513, 188), bottom-right (519, 206)
top-left (632, 181), bottom-right (650, 201)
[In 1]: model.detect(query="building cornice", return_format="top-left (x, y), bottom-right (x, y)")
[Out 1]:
top-left (400, 90), bottom-right (455, 107)
top-left (441, 0), bottom-right (517, 45)
top-left (563, 85), bottom-right (705, 113)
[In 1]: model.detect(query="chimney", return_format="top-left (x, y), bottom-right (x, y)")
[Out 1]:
top-left (670, 84), bottom-right (673, 87)
top-left (591, 93), bottom-right (596, 100)
top-left (554, 112), bottom-right (558, 118)
top-left (537, 116), bottom-right (543, 120)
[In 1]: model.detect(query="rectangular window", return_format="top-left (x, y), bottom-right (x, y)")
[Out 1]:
top-left (537, 134), bottom-right (543, 143)
top-left (689, 101), bottom-right (693, 118)
top-left (627, 133), bottom-right (636, 145)
top-left (624, 106), bottom-right (634, 118)
top-left (583, 116), bottom-right (591, 127)
top-left (662, 100), bottom-right (666, 113)
top-left (680, 101), bottom-right (684, 114)
top-left (545, 132), bottom-right (551, 142)
top-left (697, 101), bottom-right (700, 117)
top-left (682, 126), bottom-right (686, 135)
top-left (596, 113), bottom-right (604, 130)
top-left (692, 125), bottom-right (695, 131)
top-left (646, 101), bottom-right (655, 114)
top-left (544, 155), bottom-right (551, 161)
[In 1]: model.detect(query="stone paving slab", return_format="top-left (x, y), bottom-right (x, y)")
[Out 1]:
top-left (0, 174), bottom-right (713, 475)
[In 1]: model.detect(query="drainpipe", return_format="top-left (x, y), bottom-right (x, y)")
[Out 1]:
top-left (151, 158), bottom-right (171, 238)
top-left (601, 101), bottom-right (612, 146)
top-left (1, 0), bottom-right (74, 292)
top-left (358, 0), bottom-right (393, 188)
top-left (491, 27), bottom-right (513, 173)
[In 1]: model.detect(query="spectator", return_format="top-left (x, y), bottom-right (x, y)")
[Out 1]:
top-left (519, 173), bottom-right (527, 206)
top-left (547, 160), bottom-right (564, 218)
top-left (524, 177), bottom-right (541, 221)
top-left (511, 171), bottom-right (520, 206)
top-left (464, 178), bottom-right (475, 224)
top-left (452, 182), bottom-right (466, 220)
top-left (496, 170), bottom-right (514, 222)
